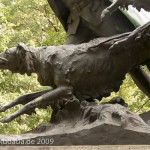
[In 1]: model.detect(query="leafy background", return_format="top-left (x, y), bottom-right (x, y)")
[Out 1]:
top-left (0, 0), bottom-right (149, 134)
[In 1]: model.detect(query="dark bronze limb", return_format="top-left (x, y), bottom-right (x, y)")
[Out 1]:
top-left (110, 21), bottom-right (150, 51)
top-left (109, 21), bottom-right (150, 97)
top-left (130, 66), bottom-right (150, 97)
top-left (0, 86), bottom-right (72, 123)
top-left (0, 89), bottom-right (51, 113)
top-left (101, 0), bottom-right (124, 22)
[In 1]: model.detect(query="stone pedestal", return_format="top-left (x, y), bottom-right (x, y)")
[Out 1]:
top-left (0, 102), bottom-right (150, 145)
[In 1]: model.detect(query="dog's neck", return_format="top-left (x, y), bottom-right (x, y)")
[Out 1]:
top-left (31, 48), bottom-right (53, 86)
top-left (18, 50), bottom-right (36, 76)
top-left (18, 48), bottom-right (38, 76)
top-left (18, 47), bottom-right (54, 86)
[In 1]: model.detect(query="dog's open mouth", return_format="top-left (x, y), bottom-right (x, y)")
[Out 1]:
top-left (0, 57), bottom-right (8, 67)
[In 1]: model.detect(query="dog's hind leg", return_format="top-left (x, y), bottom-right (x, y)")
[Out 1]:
top-left (0, 86), bottom-right (73, 123)
top-left (0, 89), bottom-right (52, 113)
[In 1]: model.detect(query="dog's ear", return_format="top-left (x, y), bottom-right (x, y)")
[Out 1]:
top-left (16, 43), bottom-right (34, 76)
top-left (16, 42), bottom-right (30, 58)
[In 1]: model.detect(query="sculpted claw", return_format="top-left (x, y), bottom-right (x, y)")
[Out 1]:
top-left (100, 9), bottom-right (111, 22)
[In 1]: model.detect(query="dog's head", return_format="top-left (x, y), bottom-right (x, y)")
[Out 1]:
top-left (0, 43), bottom-right (35, 75)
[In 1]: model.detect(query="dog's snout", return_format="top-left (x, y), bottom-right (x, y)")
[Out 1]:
top-left (0, 57), bottom-right (8, 63)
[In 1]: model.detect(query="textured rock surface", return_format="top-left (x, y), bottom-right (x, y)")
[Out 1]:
top-left (0, 101), bottom-right (150, 145)
top-left (0, 123), bottom-right (150, 145)
top-left (140, 110), bottom-right (150, 124)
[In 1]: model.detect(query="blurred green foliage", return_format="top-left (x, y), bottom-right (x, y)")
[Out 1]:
top-left (0, 0), bottom-right (149, 134)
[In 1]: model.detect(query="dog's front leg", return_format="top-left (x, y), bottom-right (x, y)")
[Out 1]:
top-left (0, 89), bottom-right (52, 112)
top-left (0, 86), bottom-right (73, 123)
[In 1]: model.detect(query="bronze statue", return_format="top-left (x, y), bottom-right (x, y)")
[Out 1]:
top-left (47, 0), bottom-right (150, 98)
top-left (48, 0), bottom-right (135, 44)
top-left (0, 22), bottom-right (150, 123)
top-left (100, 0), bottom-right (150, 22)
top-left (1, 1), bottom-right (150, 145)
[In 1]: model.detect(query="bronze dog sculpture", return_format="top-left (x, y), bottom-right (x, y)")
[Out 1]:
top-left (0, 22), bottom-right (150, 123)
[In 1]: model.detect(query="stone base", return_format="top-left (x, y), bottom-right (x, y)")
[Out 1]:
top-left (0, 101), bottom-right (150, 145)
top-left (140, 110), bottom-right (150, 124)
top-left (0, 123), bottom-right (150, 145)
top-left (1, 146), bottom-right (150, 150)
